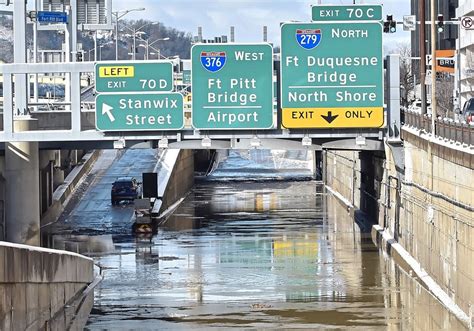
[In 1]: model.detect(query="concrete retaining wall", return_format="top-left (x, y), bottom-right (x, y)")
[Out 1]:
top-left (41, 150), bottom-right (100, 227)
top-left (0, 241), bottom-right (94, 330)
top-left (160, 149), bottom-right (194, 212)
top-left (323, 131), bottom-right (473, 327)
top-left (153, 149), bottom-right (195, 218)
top-left (388, 130), bottom-right (473, 323)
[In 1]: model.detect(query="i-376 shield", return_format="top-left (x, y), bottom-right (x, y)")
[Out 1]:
top-left (200, 51), bottom-right (227, 72)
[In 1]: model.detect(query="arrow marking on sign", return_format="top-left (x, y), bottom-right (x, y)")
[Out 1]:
top-left (102, 103), bottom-right (115, 122)
top-left (321, 111), bottom-right (338, 124)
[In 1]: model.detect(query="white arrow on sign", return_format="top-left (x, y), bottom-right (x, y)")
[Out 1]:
top-left (102, 103), bottom-right (115, 122)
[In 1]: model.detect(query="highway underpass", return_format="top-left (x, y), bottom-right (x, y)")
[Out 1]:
top-left (41, 149), bottom-right (467, 330)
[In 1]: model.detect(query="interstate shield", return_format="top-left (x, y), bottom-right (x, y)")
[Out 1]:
top-left (200, 51), bottom-right (227, 72)
top-left (295, 29), bottom-right (322, 50)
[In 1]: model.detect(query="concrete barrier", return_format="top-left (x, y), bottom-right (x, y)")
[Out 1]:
top-left (0, 241), bottom-right (95, 330)
top-left (41, 150), bottom-right (100, 226)
top-left (151, 149), bottom-right (195, 221)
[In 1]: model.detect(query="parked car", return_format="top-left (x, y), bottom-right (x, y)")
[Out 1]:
top-left (111, 177), bottom-right (140, 205)
top-left (408, 99), bottom-right (431, 114)
top-left (462, 98), bottom-right (474, 124)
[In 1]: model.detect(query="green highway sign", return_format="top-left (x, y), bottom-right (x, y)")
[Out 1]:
top-left (312, 4), bottom-right (382, 22)
top-left (191, 43), bottom-right (274, 129)
top-left (280, 22), bottom-right (383, 128)
top-left (182, 70), bottom-right (191, 84)
top-left (95, 61), bottom-right (173, 93)
top-left (95, 93), bottom-right (184, 131)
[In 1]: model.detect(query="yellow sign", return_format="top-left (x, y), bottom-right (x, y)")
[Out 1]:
top-left (282, 107), bottom-right (384, 128)
top-left (98, 66), bottom-right (135, 78)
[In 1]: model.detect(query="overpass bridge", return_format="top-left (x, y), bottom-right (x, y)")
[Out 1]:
top-left (0, 60), bottom-right (394, 151)
top-left (0, 55), bottom-right (401, 249)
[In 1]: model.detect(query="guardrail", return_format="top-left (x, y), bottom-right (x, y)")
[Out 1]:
top-left (402, 110), bottom-right (474, 146)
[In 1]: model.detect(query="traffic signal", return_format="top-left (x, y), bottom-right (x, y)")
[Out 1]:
top-left (383, 20), bottom-right (390, 33)
top-left (76, 52), bottom-right (83, 62)
top-left (384, 15), bottom-right (396, 33)
top-left (437, 14), bottom-right (444, 32)
top-left (390, 17), bottom-right (396, 33)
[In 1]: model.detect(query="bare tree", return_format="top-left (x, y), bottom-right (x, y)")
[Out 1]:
top-left (389, 42), bottom-right (417, 108)
top-left (435, 73), bottom-right (454, 117)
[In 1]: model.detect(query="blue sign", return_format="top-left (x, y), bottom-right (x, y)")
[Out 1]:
top-left (296, 29), bottom-right (322, 50)
top-left (37, 11), bottom-right (68, 23)
top-left (200, 51), bottom-right (226, 72)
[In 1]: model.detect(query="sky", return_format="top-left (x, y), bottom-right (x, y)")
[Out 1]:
top-left (111, 0), bottom-right (412, 48)
top-left (0, 0), bottom-right (412, 48)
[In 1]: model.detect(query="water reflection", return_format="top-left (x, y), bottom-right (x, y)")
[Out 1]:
top-left (85, 181), bottom-right (466, 330)
top-left (42, 234), bottom-right (115, 254)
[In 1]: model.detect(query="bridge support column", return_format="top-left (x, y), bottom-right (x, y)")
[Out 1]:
top-left (5, 118), bottom-right (40, 245)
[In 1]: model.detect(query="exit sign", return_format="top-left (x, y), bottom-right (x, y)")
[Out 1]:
top-left (95, 93), bottom-right (184, 131)
top-left (191, 43), bottom-right (274, 130)
top-left (95, 61), bottom-right (173, 93)
top-left (280, 20), bottom-right (384, 128)
top-left (311, 4), bottom-right (382, 22)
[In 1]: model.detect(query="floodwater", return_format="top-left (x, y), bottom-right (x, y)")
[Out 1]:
top-left (84, 181), bottom-right (465, 330)
top-left (45, 149), bottom-right (466, 330)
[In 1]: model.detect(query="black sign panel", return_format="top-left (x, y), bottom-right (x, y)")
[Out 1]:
top-left (142, 173), bottom-right (158, 198)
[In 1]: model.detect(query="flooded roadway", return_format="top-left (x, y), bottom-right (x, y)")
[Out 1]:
top-left (46, 150), bottom-right (466, 330)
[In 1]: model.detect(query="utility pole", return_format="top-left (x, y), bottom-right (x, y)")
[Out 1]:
top-left (419, 0), bottom-right (427, 116)
top-left (430, 0), bottom-right (437, 134)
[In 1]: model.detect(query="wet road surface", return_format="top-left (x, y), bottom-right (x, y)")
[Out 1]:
top-left (43, 148), bottom-right (159, 250)
top-left (46, 150), bottom-right (466, 329)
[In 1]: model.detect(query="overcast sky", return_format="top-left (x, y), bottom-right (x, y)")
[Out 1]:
top-left (0, 1), bottom-right (412, 49)
top-left (111, 0), bottom-right (412, 48)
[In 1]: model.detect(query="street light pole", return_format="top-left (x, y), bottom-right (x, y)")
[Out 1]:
top-left (138, 37), bottom-right (169, 60)
top-left (122, 21), bottom-right (158, 60)
top-left (114, 12), bottom-right (119, 60)
top-left (147, 37), bottom-right (169, 59)
top-left (133, 29), bottom-right (137, 60)
top-left (94, 31), bottom-right (98, 62)
top-left (113, 8), bottom-right (145, 61)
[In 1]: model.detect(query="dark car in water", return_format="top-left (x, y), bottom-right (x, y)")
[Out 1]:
top-left (111, 177), bottom-right (140, 205)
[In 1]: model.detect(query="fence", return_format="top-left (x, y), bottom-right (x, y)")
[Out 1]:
top-left (402, 110), bottom-right (474, 146)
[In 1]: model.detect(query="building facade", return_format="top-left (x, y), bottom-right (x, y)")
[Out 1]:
top-left (457, 0), bottom-right (474, 106)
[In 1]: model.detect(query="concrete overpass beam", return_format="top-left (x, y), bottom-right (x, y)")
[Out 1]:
top-left (5, 118), bottom-right (40, 245)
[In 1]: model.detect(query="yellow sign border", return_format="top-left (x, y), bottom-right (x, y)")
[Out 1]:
top-left (282, 107), bottom-right (384, 128)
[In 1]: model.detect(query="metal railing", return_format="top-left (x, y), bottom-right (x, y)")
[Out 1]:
top-left (402, 110), bottom-right (474, 146)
